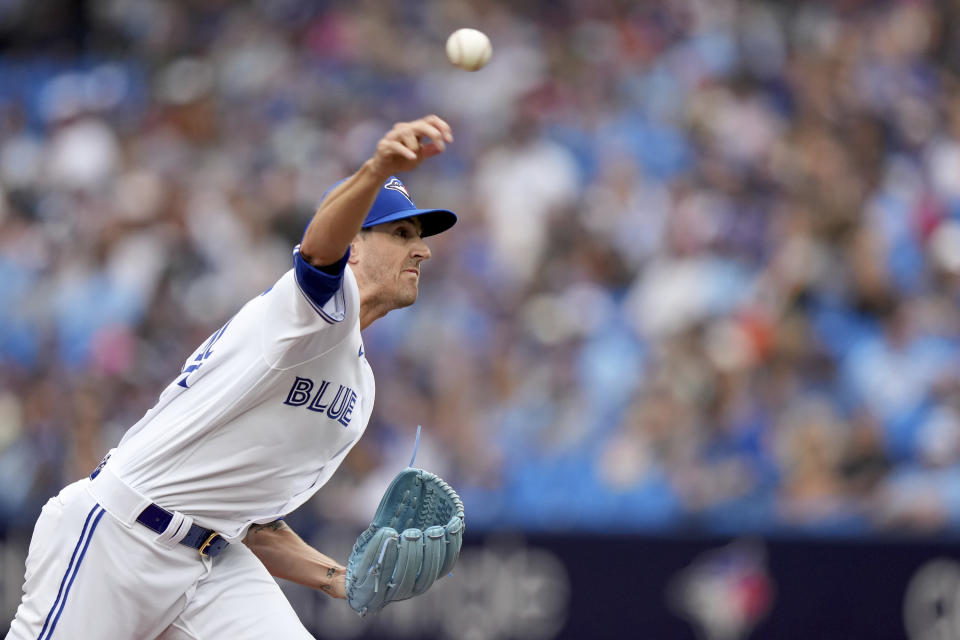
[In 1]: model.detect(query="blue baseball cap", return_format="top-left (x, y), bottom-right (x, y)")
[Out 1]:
top-left (320, 176), bottom-right (457, 238)
top-left (362, 176), bottom-right (457, 237)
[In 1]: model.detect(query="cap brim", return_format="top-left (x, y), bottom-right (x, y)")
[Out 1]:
top-left (362, 208), bottom-right (457, 238)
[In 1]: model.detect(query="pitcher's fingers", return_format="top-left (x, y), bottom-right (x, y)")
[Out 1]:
top-left (406, 120), bottom-right (447, 151)
top-left (420, 142), bottom-right (446, 158)
top-left (378, 139), bottom-right (418, 160)
top-left (421, 114), bottom-right (454, 143)
top-left (390, 124), bottom-right (421, 154)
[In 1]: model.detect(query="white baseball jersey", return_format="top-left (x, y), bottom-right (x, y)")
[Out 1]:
top-left (105, 247), bottom-right (375, 541)
top-left (7, 248), bottom-right (374, 640)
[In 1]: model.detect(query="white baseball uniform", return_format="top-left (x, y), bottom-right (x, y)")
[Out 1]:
top-left (7, 247), bottom-right (374, 639)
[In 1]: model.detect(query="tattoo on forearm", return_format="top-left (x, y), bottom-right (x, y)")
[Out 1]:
top-left (327, 567), bottom-right (336, 578)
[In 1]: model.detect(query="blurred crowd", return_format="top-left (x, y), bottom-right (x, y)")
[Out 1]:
top-left (2, 0), bottom-right (960, 538)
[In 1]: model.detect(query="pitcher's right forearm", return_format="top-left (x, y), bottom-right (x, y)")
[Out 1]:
top-left (299, 160), bottom-right (387, 267)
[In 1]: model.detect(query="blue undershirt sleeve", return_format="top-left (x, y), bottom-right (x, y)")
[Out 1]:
top-left (293, 245), bottom-right (350, 311)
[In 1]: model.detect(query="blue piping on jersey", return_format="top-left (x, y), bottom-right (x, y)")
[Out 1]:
top-left (292, 246), bottom-right (348, 323)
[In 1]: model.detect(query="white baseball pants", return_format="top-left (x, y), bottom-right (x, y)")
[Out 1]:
top-left (6, 471), bottom-right (314, 639)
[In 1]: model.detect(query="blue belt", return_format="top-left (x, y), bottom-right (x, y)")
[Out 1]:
top-left (90, 464), bottom-right (227, 558)
top-left (135, 504), bottom-right (228, 558)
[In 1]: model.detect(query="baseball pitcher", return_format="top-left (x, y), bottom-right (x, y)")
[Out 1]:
top-left (6, 115), bottom-right (465, 639)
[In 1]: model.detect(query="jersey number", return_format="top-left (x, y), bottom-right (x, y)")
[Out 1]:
top-left (177, 319), bottom-right (232, 388)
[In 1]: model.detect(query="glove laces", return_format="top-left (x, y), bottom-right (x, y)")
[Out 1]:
top-left (408, 424), bottom-right (422, 467)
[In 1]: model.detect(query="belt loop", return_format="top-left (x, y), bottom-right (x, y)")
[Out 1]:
top-left (87, 465), bottom-right (152, 528)
top-left (155, 511), bottom-right (194, 549)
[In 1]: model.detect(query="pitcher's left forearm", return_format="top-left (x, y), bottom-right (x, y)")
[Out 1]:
top-left (243, 520), bottom-right (346, 598)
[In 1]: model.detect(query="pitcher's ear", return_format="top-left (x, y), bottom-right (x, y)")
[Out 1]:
top-left (348, 237), bottom-right (361, 265)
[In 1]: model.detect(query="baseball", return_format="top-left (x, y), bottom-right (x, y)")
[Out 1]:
top-left (446, 28), bottom-right (492, 71)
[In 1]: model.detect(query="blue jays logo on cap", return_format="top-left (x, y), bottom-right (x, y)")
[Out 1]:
top-left (383, 177), bottom-right (413, 203)
top-left (358, 176), bottom-right (458, 238)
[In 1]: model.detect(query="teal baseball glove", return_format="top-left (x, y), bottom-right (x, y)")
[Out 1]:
top-left (345, 467), bottom-right (465, 616)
